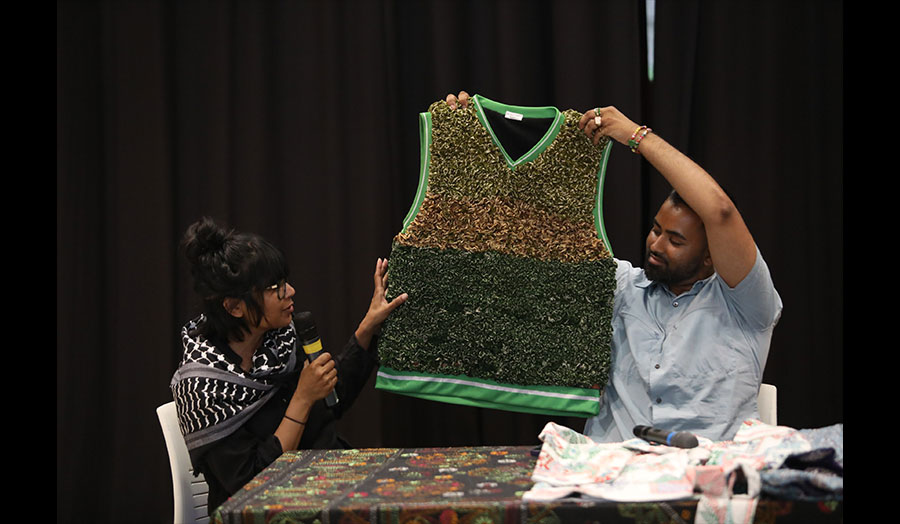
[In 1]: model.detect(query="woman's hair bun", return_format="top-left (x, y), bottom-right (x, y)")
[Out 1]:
top-left (182, 216), bottom-right (232, 265)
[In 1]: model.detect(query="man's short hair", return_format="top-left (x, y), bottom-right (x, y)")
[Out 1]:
top-left (666, 187), bottom-right (738, 211)
top-left (666, 189), bottom-right (689, 209)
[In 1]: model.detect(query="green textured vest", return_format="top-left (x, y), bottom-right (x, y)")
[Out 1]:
top-left (376, 94), bottom-right (616, 417)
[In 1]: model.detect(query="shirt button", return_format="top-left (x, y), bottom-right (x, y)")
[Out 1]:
top-left (673, 301), bottom-right (679, 307)
top-left (656, 398), bottom-right (662, 404)
top-left (655, 364), bottom-right (660, 369)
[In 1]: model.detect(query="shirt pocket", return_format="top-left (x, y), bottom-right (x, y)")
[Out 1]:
top-left (665, 306), bottom-right (742, 378)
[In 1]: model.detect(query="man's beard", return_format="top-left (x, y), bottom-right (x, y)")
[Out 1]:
top-left (644, 251), bottom-right (705, 288)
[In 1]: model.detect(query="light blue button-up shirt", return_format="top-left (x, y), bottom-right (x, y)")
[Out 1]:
top-left (584, 247), bottom-right (783, 442)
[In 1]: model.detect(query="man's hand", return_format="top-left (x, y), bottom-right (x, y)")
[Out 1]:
top-left (446, 91), bottom-right (470, 110)
top-left (578, 106), bottom-right (640, 146)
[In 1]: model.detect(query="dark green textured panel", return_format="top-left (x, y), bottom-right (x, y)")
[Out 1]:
top-left (380, 244), bottom-right (616, 389)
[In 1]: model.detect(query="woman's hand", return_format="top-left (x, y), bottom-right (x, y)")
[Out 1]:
top-left (276, 353), bottom-right (336, 451)
top-left (294, 352), bottom-right (338, 403)
top-left (355, 258), bottom-right (408, 349)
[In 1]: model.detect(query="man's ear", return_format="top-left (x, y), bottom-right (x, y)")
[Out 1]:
top-left (223, 297), bottom-right (245, 319)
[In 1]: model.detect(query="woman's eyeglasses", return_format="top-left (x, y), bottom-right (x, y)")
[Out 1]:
top-left (265, 279), bottom-right (289, 300)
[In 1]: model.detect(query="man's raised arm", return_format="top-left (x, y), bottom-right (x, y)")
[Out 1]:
top-left (580, 106), bottom-right (757, 288)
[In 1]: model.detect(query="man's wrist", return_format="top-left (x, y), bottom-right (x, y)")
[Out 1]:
top-left (627, 126), bottom-right (652, 153)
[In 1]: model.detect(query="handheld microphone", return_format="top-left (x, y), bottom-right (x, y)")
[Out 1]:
top-left (294, 312), bottom-right (339, 408)
top-left (633, 425), bottom-right (698, 449)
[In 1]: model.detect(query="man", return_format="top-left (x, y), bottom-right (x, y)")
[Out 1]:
top-left (446, 92), bottom-right (782, 442)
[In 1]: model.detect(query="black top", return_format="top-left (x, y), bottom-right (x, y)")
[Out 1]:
top-left (481, 106), bottom-right (556, 162)
top-left (193, 333), bottom-right (379, 514)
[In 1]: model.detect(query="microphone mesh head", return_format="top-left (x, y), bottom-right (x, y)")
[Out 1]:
top-left (670, 432), bottom-right (699, 448)
top-left (294, 310), bottom-right (313, 326)
top-left (294, 311), bottom-right (317, 340)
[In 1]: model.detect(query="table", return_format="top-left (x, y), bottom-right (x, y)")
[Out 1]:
top-left (212, 446), bottom-right (842, 524)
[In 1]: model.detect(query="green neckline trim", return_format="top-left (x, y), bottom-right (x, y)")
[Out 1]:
top-left (472, 94), bottom-right (563, 170)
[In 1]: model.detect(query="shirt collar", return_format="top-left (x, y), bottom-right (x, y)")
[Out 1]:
top-left (635, 270), bottom-right (717, 297)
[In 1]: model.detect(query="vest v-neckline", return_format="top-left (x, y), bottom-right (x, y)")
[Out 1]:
top-left (472, 94), bottom-right (563, 170)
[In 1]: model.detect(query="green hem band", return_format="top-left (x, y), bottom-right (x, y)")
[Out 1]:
top-left (375, 367), bottom-right (600, 418)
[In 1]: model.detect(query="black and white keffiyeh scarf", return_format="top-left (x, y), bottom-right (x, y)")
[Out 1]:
top-left (170, 315), bottom-right (299, 451)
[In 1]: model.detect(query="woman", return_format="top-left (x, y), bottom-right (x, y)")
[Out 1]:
top-left (170, 216), bottom-right (407, 514)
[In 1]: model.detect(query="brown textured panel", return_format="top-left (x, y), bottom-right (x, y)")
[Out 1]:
top-left (396, 192), bottom-right (611, 263)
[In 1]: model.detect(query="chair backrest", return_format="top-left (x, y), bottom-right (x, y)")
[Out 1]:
top-left (157, 401), bottom-right (210, 524)
top-left (758, 383), bottom-right (777, 426)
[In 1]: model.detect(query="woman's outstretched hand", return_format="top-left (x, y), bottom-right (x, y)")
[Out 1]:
top-left (355, 258), bottom-right (408, 349)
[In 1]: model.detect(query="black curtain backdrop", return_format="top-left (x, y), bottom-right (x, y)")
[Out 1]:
top-left (57, 1), bottom-right (842, 522)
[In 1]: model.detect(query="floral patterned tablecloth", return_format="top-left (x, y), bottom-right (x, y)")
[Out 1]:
top-left (212, 446), bottom-right (841, 524)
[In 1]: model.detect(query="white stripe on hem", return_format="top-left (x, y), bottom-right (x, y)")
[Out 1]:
top-left (376, 370), bottom-right (598, 402)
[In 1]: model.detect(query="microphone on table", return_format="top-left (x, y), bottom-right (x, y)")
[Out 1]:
top-left (633, 425), bottom-right (698, 449)
top-left (294, 311), bottom-right (340, 408)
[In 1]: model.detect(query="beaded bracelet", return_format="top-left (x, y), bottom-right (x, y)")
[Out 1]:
top-left (628, 125), bottom-right (643, 142)
top-left (628, 125), bottom-right (652, 153)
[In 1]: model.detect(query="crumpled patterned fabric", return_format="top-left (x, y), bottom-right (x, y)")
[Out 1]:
top-left (694, 462), bottom-right (760, 524)
top-left (760, 424), bottom-right (844, 501)
top-left (524, 422), bottom-right (696, 503)
top-left (523, 419), bottom-right (842, 524)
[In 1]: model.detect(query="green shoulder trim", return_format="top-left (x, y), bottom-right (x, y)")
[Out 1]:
top-left (401, 111), bottom-right (432, 233)
top-left (594, 139), bottom-right (614, 257)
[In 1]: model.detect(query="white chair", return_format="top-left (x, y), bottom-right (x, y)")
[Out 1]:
top-left (758, 383), bottom-right (777, 426)
top-left (157, 401), bottom-right (210, 524)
